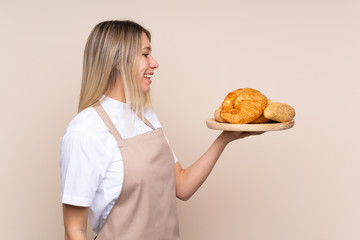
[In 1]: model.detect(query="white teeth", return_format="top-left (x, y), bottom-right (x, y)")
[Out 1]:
top-left (144, 75), bottom-right (153, 78)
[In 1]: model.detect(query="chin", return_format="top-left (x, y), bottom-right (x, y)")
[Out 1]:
top-left (141, 86), bottom-right (151, 93)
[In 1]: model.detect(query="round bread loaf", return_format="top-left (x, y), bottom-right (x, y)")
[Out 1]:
top-left (220, 88), bottom-right (268, 124)
top-left (263, 102), bottom-right (295, 122)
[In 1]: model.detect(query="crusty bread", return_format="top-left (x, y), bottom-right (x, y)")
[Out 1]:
top-left (251, 114), bottom-right (271, 123)
top-left (220, 88), bottom-right (268, 124)
top-left (214, 108), bottom-right (226, 123)
top-left (263, 102), bottom-right (295, 122)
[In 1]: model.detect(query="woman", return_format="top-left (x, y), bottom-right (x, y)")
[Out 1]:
top-left (60, 20), bottom-right (263, 240)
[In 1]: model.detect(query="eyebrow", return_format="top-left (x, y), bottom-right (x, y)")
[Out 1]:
top-left (143, 46), bottom-right (152, 51)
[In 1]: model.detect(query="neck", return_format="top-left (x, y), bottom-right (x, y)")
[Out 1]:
top-left (105, 75), bottom-right (126, 102)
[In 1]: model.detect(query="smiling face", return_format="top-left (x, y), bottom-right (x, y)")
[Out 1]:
top-left (138, 32), bottom-right (159, 93)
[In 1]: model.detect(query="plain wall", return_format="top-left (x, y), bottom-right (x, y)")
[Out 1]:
top-left (1, 0), bottom-right (359, 239)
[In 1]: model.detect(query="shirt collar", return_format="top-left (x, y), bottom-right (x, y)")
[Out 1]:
top-left (100, 95), bottom-right (126, 113)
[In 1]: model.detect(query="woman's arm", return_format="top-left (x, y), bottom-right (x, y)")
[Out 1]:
top-left (175, 131), bottom-right (264, 201)
top-left (62, 204), bottom-right (88, 240)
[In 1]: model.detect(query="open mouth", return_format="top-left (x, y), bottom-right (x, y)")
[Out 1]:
top-left (144, 73), bottom-right (154, 84)
top-left (143, 73), bottom-right (153, 84)
top-left (144, 72), bottom-right (153, 80)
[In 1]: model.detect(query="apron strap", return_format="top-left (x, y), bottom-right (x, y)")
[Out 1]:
top-left (93, 102), bottom-right (123, 141)
top-left (93, 102), bottom-right (157, 141)
top-left (139, 113), bottom-right (156, 130)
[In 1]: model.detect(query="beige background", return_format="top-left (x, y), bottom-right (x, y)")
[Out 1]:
top-left (1, 0), bottom-right (359, 239)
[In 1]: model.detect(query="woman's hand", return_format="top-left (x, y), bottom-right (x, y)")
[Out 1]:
top-left (219, 130), bottom-right (265, 144)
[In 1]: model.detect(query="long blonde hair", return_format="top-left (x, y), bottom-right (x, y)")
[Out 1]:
top-left (78, 20), bottom-right (152, 115)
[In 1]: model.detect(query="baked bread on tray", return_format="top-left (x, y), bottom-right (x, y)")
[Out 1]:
top-left (214, 88), bottom-right (295, 124)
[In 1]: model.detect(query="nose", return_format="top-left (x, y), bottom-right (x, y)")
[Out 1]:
top-left (149, 55), bottom-right (159, 69)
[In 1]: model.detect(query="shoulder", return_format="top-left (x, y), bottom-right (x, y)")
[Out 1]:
top-left (64, 106), bottom-right (105, 136)
top-left (60, 106), bottom-right (112, 154)
top-left (60, 106), bottom-right (115, 171)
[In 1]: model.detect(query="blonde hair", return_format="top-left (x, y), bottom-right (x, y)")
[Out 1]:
top-left (78, 20), bottom-right (152, 115)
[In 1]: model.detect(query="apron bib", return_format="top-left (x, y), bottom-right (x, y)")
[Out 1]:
top-left (93, 103), bottom-right (180, 240)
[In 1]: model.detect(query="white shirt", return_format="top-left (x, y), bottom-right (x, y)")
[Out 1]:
top-left (60, 96), bottom-right (178, 233)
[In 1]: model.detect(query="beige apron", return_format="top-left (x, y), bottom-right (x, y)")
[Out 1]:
top-left (93, 103), bottom-right (180, 240)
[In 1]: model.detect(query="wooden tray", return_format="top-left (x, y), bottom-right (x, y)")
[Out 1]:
top-left (206, 118), bottom-right (295, 132)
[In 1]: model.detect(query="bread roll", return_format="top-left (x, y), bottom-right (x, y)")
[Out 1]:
top-left (214, 108), bottom-right (226, 123)
top-left (263, 102), bottom-right (295, 122)
top-left (251, 114), bottom-right (271, 123)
